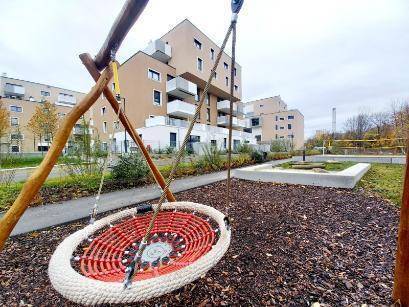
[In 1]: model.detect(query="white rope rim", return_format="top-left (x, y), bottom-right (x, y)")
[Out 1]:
top-left (48, 202), bottom-right (231, 305)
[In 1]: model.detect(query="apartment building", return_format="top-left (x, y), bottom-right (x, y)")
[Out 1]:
top-left (0, 75), bottom-right (93, 153)
top-left (93, 19), bottom-right (253, 152)
top-left (244, 96), bottom-right (304, 149)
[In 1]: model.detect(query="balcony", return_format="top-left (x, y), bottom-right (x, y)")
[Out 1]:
top-left (73, 125), bottom-right (93, 135)
top-left (217, 115), bottom-right (246, 129)
top-left (4, 83), bottom-right (25, 97)
top-left (144, 39), bottom-right (172, 63)
top-left (217, 100), bottom-right (243, 116)
top-left (166, 76), bottom-right (197, 99)
top-left (167, 100), bottom-right (196, 118)
top-left (145, 116), bottom-right (189, 128)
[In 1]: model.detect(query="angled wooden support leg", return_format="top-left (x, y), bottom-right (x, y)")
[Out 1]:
top-left (393, 140), bottom-right (409, 306)
top-left (0, 68), bottom-right (112, 251)
top-left (80, 53), bottom-right (176, 202)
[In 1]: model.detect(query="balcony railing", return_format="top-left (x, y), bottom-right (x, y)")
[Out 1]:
top-left (4, 83), bottom-right (25, 97)
top-left (166, 76), bottom-right (197, 99)
top-left (217, 115), bottom-right (246, 128)
top-left (167, 100), bottom-right (195, 118)
top-left (144, 39), bottom-right (172, 63)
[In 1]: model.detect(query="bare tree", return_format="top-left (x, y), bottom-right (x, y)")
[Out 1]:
top-left (369, 112), bottom-right (390, 137)
top-left (344, 112), bottom-right (372, 139)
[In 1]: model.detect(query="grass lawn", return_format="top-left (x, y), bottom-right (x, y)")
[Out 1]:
top-left (358, 163), bottom-right (404, 206)
top-left (0, 156), bottom-right (79, 169)
top-left (279, 161), bottom-right (356, 171)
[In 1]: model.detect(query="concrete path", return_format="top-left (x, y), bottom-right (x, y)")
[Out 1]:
top-left (3, 171), bottom-right (228, 236)
top-left (1, 164), bottom-right (68, 183)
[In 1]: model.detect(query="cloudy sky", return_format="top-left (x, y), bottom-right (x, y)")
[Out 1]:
top-left (1, 0), bottom-right (408, 137)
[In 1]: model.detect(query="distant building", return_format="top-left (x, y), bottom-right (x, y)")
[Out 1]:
top-left (0, 75), bottom-right (92, 153)
top-left (243, 96), bottom-right (304, 149)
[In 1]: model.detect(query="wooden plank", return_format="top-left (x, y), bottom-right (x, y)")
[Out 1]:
top-left (80, 53), bottom-right (176, 202)
top-left (0, 67), bottom-right (112, 251)
top-left (393, 140), bottom-right (409, 305)
top-left (94, 0), bottom-right (149, 71)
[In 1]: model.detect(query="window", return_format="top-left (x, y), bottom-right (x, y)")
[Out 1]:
top-left (58, 112), bottom-right (66, 117)
top-left (251, 118), bottom-right (260, 127)
top-left (170, 132), bottom-right (177, 148)
top-left (280, 126), bottom-right (284, 130)
top-left (288, 115), bottom-right (294, 120)
top-left (11, 145), bottom-right (19, 153)
top-left (275, 116), bottom-right (278, 121)
top-left (10, 133), bottom-right (23, 140)
top-left (58, 93), bottom-right (76, 104)
top-left (288, 134), bottom-right (294, 139)
top-left (41, 90), bottom-right (50, 96)
top-left (288, 124), bottom-right (292, 130)
top-left (101, 107), bottom-right (106, 115)
top-left (195, 88), bottom-right (200, 102)
top-left (194, 38), bottom-right (202, 50)
top-left (167, 74), bottom-right (175, 81)
top-left (255, 135), bottom-right (261, 142)
top-left (210, 48), bottom-right (215, 60)
top-left (211, 140), bottom-right (217, 147)
top-left (197, 58), bottom-right (203, 71)
top-left (233, 139), bottom-right (240, 150)
top-left (234, 85), bottom-right (239, 91)
top-left (280, 117), bottom-right (284, 120)
top-left (206, 108), bottom-right (211, 121)
top-left (10, 105), bottom-right (22, 112)
top-left (153, 90), bottom-right (162, 106)
top-left (102, 142), bottom-right (108, 151)
top-left (148, 69), bottom-right (160, 81)
top-left (10, 117), bottom-right (19, 126)
top-left (29, 96), bottom-right (35, 102)
top-left (214, 71), bottom-right (217, 79)
top-left (224, 62), bottom-right (228, 70)
top-left (234, 68), bottom-right (237, 76)
top-left (103, 121), bottom-right (107, 133)
top-left (114, 121), bottom-right (120, 129)
top-left (275, 125), bottom-right (278, 130)
top-left (225, 77), bottom-right (229, 86)
top-left (206, 93), bottom-right (210, 105)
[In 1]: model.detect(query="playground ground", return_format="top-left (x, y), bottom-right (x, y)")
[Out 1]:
top-left (0, 179), bottom-right (399, 306)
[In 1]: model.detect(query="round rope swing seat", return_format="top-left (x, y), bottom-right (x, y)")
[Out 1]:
top-left (48, 202), bottom-right (231, 305)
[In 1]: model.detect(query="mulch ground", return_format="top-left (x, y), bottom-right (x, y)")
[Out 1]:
top-left (0, 179), bottom-right (399, 306)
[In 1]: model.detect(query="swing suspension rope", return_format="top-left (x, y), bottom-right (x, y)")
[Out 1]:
top-left (123, 16), bottom-right (240, 288)
top-left (89, 60), bottom-right (124, 224)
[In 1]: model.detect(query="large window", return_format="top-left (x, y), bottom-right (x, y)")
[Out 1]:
top-left (197, 58), bottom-right (203, 71)
top-left (206, 108), bottom-right (211, 122)
top-left (170, 132), bottom-right (177, 148)
top-left (225, 77), bottom-right (229, 86)
top-left (206, 93), bottom-right (210, 105)
top-left (288, 124), bottom-right (292, 130)
top-left (11, 145), bottom-right (19, 153)
top-left (195, 88), bottom-right (200, 102)
top-left (288, 115), bottom-right (294, 120)
top-left (10, 133), bottom-right (23, 140)
top-left (41, 90), bottom-right (50, 96)
top-left (224, 62), bottom-right (229, 70)
top-left (153, 90), bottom-right (162, 106)
top-left (58, 93), bottom-right (76, 104)
top-left (234, 85), bottom-right (239, 91)
top-left (103, 121), bottom-right (107, 133)
top-left (255, 135), bottom-right (261, 142)
top-left (194, 38), bottom-right (202, 50)
top-left (148, 69), bottom-right (161, 81)
top-left (10, 105), bottom-right (22, 113)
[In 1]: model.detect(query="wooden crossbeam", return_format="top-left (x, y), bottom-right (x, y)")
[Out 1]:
top-left (94, 0), bottom-right (149, 71)
top-left (80, 53), bottom-right (175, 202)
top-left (0, 67), bottom-right (113, 251)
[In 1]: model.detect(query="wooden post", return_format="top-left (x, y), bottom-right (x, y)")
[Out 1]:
top-left (80, 53), bottom-right (176, 202)
top-left (0, 68), bottom-right (112, 251)
top-left (393, 142), bottom-right (409, 305)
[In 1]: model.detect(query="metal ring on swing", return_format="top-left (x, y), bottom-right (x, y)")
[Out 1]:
top-left (48, 202), bottom-right (231, 305)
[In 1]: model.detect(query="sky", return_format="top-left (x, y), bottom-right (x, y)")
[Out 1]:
top-left (1, 0), bottom-right (409, 137)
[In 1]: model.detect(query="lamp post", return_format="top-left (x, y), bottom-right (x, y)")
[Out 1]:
top-left (122, 97), bottom-right (128, 154)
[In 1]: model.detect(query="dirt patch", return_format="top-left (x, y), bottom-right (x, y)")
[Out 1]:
top-left (0, 179), bottom-right (399, 305)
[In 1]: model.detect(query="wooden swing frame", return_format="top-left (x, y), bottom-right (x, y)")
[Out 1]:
top-left (0, 0), bottom-right (408, 305)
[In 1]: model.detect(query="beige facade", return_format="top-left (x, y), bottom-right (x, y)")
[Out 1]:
top-left (92, 19), bottom-right (247, 151)
top-left (0, 75), bottom-right (91, 153)
top-left (244, 96), bottom-right (305, 149)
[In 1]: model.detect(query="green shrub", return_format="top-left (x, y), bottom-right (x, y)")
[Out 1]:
top-left (267, 152), bottom-right (292, 161)
top-left (196, 144), bottom-right (223, 170)
top-left (236, 143), bottom-right (253, 154)
top-left (112, 153), bottom-right (149, 181)
top-left (231, 153), bottom-right (253, 168)
top-left (251, 151), bottom-right (264, 163)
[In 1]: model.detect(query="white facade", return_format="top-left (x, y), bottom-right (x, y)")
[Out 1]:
top-left (113, 116), bottom-right (255, 153)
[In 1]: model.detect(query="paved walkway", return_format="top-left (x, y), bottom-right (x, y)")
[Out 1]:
top-left (4, 171), bottom-right (228, 236)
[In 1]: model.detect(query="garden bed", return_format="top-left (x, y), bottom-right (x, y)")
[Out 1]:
top-left (0, 179), bottom-right (398, 305)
